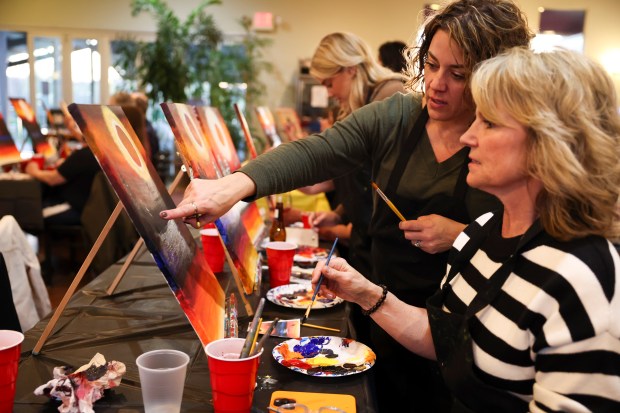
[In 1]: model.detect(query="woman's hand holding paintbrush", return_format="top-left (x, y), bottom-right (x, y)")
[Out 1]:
top-left (310, 255), bottom-right (381, 311)
top-left (372, 180), bottom-right (466, 254)
top-left (300, 238), bottom-right (338, 326)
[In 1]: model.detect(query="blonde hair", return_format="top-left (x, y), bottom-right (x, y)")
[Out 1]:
top-left (310, 32), bottom-right (405, 119)
top-left (405, 0), bottom-right (532, 93)
top-left (472, 47), bottom-right (620, 241)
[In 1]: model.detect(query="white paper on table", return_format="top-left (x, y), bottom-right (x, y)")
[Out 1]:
top-left (286, 227), bottom-right (318, 247)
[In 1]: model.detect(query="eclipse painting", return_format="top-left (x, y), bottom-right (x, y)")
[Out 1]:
top-left (69, 103), bottom-right (225, 346)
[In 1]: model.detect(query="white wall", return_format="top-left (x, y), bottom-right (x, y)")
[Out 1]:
top-left (2, 0), bottom-right (619, 106)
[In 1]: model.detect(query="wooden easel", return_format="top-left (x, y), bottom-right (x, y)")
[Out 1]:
top-left (33, 169), bottom-right (256, 353)
top-left (33, 170), bottom-right (184, 354)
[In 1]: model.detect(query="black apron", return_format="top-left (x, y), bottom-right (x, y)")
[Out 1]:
top-left (369, 107), bottom-right (471, 307)
top-left (366, 108), bottom-right (470, 413)
top-left (427, 215), bottom-right (543, 413)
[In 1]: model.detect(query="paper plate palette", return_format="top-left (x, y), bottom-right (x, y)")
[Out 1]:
top-left (266, 284), bottom-right (343, 309)
top-left (294, 246), bottom-right (328, 264)
top-left (272, 336), bottom-right (375, 377)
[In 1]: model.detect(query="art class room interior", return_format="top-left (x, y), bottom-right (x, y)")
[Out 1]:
top-left (1, 0), bottom-right (620, 412)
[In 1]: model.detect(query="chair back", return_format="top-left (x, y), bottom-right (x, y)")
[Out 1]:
top-left (81, 172), bottom-right (138, 274)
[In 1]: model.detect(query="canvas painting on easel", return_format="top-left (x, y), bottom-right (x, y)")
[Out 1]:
top-left (255, 106), bottom-right (282, 148)
top-left (69, 103), bottom-right (225, 346)
top-left (0, 113), bottom-right (22, 166)
top-left (194, 106), bottom-right (241, 175)
top-left (275, 107), bottom-right (305, 142)
top-left (9, 97), bottom-right (57, 160)
top-left (195, 105), bottom-right (266, 246)
top-left (160, 102), bottom-right (222, 180)
top-left (161, 102), bottom-right (260, 294)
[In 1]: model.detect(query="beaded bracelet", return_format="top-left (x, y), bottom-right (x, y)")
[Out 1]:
top-left (361, 284), bottom-right (388, 316)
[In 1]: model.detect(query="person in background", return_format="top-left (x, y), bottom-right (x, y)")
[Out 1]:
top-left (108, 91), bottom-right (133, 106)
top-left (312, 46), bottom-right (620, 412)
top-left (296, 31), bottom-right (406, 345)
top-left (303, 31), bottom-right (406, 278)
top-left (25, 111), bottom-right (100, 226)
top-left (109, 91), bottom-right (151, 162)
top-left (132, 91), bottom-right (161, 167)
top-left (160, 1), bottom-right (532, 410)
top-left (378, 40), bottom-right (407, 73)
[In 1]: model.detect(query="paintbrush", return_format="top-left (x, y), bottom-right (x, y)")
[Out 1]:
top-left (248, 318), bottom-right (262, 356)
top-left (371, 181), bottom-right (406, 222)
top-left (240, 297), bottom-right (265, 358)
top-left (251, 317), bottom-right (280, 356)
top-left (301, 322), bottom-right (340, 332)
top-left (300, 238), bottom-right (338, 325)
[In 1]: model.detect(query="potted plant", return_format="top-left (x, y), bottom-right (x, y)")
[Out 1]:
top-left (112, 0), bottom-right (272, 154)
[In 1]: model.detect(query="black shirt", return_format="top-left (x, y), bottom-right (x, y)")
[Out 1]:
top-left (56, 147), bottom-right (100, 212)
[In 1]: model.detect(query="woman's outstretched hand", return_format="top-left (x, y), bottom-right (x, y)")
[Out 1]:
top-left (159, 173), bottom-right (256, 228)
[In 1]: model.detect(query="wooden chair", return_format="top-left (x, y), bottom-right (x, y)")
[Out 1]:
top-left (42, 171), bottom-right (138, 282)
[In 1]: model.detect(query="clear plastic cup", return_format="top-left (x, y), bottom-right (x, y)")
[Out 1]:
top-left (136, 349), bottom-right (190, 413)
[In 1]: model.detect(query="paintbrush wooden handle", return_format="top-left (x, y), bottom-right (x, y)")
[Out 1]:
top-left (252, 317), bottom-right (280, 356)
top-left (302, 238), bottom-right (338, 324)
top-left (240, 298), bottom-right (265, 358)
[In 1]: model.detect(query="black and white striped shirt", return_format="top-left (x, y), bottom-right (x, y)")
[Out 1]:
top-left (443, 212), bottom-right (620, 412)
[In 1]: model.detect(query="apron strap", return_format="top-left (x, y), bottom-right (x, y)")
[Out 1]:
top-left (386, 107), bottom-right (429, 194)
top-left (385, 106), bottom-right (469, 201)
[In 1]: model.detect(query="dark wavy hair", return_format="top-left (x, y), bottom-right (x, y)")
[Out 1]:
top-left (404, 0), bottom-right (533, 92)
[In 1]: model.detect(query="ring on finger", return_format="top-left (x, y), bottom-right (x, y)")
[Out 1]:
top-left (191, 201), bottom-right (201, 228)
top-left (414, 240), bottom-right (422, 248)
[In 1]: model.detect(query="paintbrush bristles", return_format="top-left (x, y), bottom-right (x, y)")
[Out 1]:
top-left (371, 181), bottom-right (406, 222)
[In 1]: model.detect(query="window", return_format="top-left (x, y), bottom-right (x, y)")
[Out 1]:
top-left (72, 38), bottom-right (100, 104)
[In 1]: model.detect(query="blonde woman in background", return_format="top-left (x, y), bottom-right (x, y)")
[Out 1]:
top-left (304, 32), bottom-right (406, 280)
top-left (310, 32), bottom-right (405, 120)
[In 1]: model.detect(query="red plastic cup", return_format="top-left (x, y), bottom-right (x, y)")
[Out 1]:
top-left (201, 228), bottom-right (226, 273)
top-left (301, 212), bottom-right (312, 229)
top-left (0, 330), bottom-right (24, 413)
top-left (205, 337), bottom-right (263, 413)
top-left (265, 241), bottom-right (297, 288)
top-left (31, 154), bottom-right (45, 170)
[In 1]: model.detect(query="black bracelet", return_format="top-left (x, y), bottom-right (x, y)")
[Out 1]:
top-left (361, 284), bottom-right (388, 316)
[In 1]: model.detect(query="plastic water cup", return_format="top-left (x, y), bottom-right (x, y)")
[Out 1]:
top-left (136, 349), bottom-right (190, 413)
top-left (265, 241), bottom-right (297, 288)
top-left (0, 330), bottom-right (24, 413)
top-left (200, 228), bottom-right (226, 273)
top-left (205, 337), bottom-right (263, 413)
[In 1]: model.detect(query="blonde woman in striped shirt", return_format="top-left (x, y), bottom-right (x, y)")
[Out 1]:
top-left (312, 47), bottom-right (620, 412)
